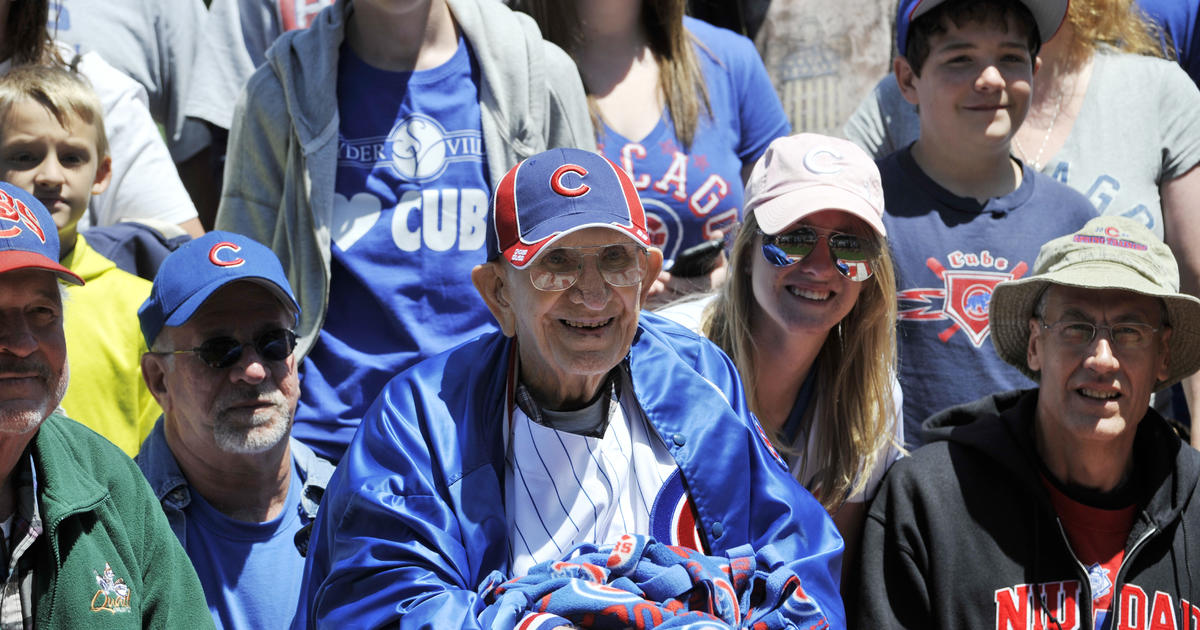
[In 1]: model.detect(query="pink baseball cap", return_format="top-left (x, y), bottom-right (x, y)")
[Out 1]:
top-left (744, 133), bottom-right (886, 238)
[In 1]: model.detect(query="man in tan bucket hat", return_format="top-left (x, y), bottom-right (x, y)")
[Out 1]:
top-left (853, 215), bottom-right (1200, 629)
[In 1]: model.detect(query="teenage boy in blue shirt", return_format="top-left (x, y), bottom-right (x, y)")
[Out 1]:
top-left (876, 0), bottom-right (1099, 445)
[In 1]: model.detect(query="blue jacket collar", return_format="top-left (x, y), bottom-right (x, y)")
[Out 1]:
top-left (135, 417), bottom-right (335, 520)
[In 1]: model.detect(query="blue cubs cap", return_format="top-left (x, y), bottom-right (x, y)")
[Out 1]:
top-left (895, 0), bottom-right (1068, 58)
top-left (138, 231), bottom-right (299, 346)
top-left (0, 182), bottom-right (82, 285)
top-left (487, 148), bottom-right (651, 269)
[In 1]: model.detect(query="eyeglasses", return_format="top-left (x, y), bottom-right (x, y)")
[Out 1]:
top-left (759, 226), bottom-right (878, 281)
top-left (528, 243), bottom-right (649, 292)
top-left (164, 329), bottom-right (297, 369)
top-left (1039, 319), bottom-right (1162, 351)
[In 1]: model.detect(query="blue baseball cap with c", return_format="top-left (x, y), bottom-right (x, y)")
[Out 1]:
top-left (138, 231), bottom-right (299, 346)
top-left (0, 182), bottom-right (82, 285)
top-left (895, 0), bottom-right (1068, 58)
top-left (487, 148), bottom-right (651, 269)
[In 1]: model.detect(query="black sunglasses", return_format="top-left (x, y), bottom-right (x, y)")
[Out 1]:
top-left (166, 329), bottom-right (297, 369)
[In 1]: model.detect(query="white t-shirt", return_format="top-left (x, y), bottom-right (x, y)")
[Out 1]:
top-left (0, 49), bottom-right (198, 230)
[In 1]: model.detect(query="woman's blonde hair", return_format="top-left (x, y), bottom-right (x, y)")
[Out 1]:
top-left (513, 0), bottom-right (711, 149)
top-left (702, 212), bottom-right (899, 510)
top-left (1061, 0), bottom-right (1165, 67)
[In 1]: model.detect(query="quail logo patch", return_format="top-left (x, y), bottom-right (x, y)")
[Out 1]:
top-left (90, 563), bottom-right (131, 614)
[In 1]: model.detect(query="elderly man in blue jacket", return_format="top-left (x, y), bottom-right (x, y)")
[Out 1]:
top-left (295, 148), bottom-right (844, 629)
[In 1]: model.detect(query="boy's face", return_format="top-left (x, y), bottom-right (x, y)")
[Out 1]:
top-left (895, 15), bottom-right (1037, 157)
top-left (0, 98), bottom-right (111, 253)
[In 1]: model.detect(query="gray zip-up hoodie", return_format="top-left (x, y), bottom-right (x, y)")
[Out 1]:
top-left (215, 0), bottom-right (595, 358)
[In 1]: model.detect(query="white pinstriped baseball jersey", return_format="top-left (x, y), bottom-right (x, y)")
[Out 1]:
top-left (504, 370), bottom-right (676, 577)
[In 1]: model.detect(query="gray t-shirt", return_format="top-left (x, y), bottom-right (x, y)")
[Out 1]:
top-left (844, 47), bottom-right (1200, 238)
top-left (186, 0), bottom-right (335, 131)
top-left (53, 0), bottom-right (210, 162)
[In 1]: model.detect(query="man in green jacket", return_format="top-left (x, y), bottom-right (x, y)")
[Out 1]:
top-left (0, 182), bottom-right (211, 628)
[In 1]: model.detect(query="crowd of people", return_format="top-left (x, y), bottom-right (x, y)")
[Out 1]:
top-left (0, 0), bottom-right (1198, 628)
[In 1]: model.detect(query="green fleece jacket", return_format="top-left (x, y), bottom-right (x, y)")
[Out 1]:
top-left (29, 414), bottom-right (211, 628)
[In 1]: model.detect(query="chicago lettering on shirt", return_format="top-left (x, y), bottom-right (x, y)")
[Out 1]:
top-left (617, 142), bottom-right (732, 220)
top-left (1048, 163), bottom-right (1156, 231)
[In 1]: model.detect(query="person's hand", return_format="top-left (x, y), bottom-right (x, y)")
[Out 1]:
top-left (647, 235), bottom-right (729, 308)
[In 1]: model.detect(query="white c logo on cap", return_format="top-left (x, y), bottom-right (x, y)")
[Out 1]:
top-left (803, 148), bottom-right (843, 175)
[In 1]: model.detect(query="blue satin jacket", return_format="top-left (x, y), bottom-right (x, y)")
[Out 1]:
top-left (293, 313), bottom-right (845, 628)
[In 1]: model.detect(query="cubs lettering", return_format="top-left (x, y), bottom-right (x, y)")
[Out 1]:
top-left (994, 582), bottom-right (1200, 630)
top-left (391, 189), bottom-right (488, 252)
top-left (1072, 234), bottom-right (1148, 251)
top-left (897, 251), bottom-right (1029, 348)
top-left (331, 189), bottom-right (487, 253)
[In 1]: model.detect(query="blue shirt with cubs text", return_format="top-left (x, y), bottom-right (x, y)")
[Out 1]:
top-left (599, 17), bottom-right (788, 266)
top-left (879, 146), bottom-right (1097, 447)
top-left (294, 38), bottom-right (497, 462)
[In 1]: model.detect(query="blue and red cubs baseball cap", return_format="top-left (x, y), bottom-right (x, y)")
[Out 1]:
top-left (895, 0), bottom-right (1068, 58)
top-left (138, 231), bottom-right (299, 346)
top-left (0, 182), bottom-right (82, 285)
top-left (487, 148), bottom-right (651, 269)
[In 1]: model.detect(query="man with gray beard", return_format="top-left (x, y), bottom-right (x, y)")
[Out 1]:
top-left (0, 182), bottom-right (208, 626)
top-left (135, 231), bottom-right (333, 629)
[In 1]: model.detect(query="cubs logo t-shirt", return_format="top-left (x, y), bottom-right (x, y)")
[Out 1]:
top-left (879, 146), bottom-right (1098, 446)
top-left (294, 38), bottom-right (497, 462)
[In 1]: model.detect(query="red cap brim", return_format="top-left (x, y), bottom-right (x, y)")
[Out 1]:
top-left (0, 251), bottom-right (84, 285)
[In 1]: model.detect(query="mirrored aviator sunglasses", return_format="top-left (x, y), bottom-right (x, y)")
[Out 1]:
top-left (171, 329), bottom-right (297, 369)
top-left (759, 226), bottom-right (878, 281)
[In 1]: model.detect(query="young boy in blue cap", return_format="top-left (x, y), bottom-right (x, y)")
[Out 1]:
top-left (875, 0), bottom-right (1099, 445)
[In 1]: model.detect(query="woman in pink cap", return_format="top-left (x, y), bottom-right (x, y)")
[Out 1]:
top-left (661, 132), bottom-right (902, 582)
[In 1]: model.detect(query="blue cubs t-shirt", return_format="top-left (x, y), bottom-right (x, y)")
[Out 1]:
top-left (185, 466), bottom-right (304, 629)
top-left (880, 146), bottom-right (1098, 447)
top-left (599, 17), bottom-right (788, 266)
top-left (294, 38), bottom-right (497, 461)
